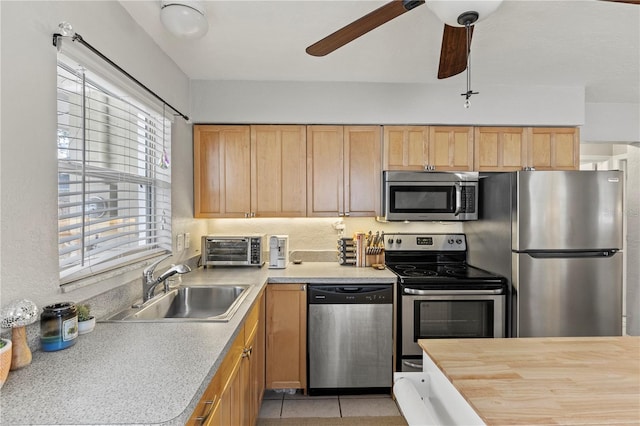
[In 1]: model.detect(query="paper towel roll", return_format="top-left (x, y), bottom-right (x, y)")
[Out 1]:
top-left (393, 377), bottom-right (438, 426)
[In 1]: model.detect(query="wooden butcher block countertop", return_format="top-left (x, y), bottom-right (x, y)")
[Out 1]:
top-left (419, 337), bottom-right (640, 425)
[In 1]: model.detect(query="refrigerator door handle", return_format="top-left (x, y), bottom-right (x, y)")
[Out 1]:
top-left (526, 249), bottom-right (618, 259)
top-left (453, 182), bottom-right (462, 216)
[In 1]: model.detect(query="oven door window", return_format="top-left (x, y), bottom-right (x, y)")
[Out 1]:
top-left (207, 240), bottom-right (249, 262)
top-left (389, 185), bottom-right (455, 214)
top-left (414, 300), bottom-right (494, 339)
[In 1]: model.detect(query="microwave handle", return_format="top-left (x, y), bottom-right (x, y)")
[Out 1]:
top-left (453, 182), bottom-right (462, 216)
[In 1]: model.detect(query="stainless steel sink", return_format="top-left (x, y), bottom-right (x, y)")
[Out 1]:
top-left (102, 285), bottom-right (252, 322)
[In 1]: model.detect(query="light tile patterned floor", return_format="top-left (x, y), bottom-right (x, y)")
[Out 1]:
top-left (258, 390), bottom-right (402, 419)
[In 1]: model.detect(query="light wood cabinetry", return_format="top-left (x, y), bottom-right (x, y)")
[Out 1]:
top-left (251, 125), bottom-right (307, 217)
top-left (474, 127), bottom-right (528, 171)
top-left (528, 127), bottom-right (579, 170)
top-left (383, 126), bottom-right (429, 170)
top-left (307, 125), bottom-right (381, 217)
top-left (194, 125), bottom-right (307, 218)
top-left (265, 284), bottom-right (307, 390)
top-left (383, 126), bottom-right (473, 171)
top-left (194, 125), bottom-right (579, 218)
top-left (428, 126), bottom-right (474, 171)
top-left (194, 125), bottom-right (251, 218)
top-left (186, 291), bottom-right (265, 426)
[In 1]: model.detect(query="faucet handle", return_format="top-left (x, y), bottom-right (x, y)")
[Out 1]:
top-left (143, 253), bottom-right (172, 279)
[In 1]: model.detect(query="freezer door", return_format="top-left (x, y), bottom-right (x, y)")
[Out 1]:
top-left (515, 251), bottom-right (623, 337)
top-left (515, 171), bottom-right (623, 251)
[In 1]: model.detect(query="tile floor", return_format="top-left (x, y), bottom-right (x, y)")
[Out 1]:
top-left (258, 390), bottom-right (402, 419)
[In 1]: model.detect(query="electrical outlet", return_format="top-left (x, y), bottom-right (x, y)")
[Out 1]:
top-left (176, 234), bottom-right (184, 252)
top-left (185, 233), bottom-right (190, 249)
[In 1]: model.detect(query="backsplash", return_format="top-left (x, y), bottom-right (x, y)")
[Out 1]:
top-left (207, 217), bottom-right (464, 253)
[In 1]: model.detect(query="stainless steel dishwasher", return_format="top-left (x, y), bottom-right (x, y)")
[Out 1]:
top-left (307, 284), bottom-right (393, 396)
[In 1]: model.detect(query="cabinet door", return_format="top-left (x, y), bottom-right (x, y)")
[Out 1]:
top-left (474, 127), bottom-right (527, 171)
top-left (344, 126), bottom-right (382, 217)
top-left (528, 127), bottom-right (579, 170)
top-left (251, 125), bottom-right (307, 217)
top-left (266, 284), bottom-right (307, 390)
top-left (383, 126), bottom-right (429, 170)
top-left (194, 125), bottom-right (251, 218)
top-left (306, 126), bottom-right (344, 217)
top-left (428, 126), bottom-right (474, 171)
top-left (250, 292), bottom-right (266, 425)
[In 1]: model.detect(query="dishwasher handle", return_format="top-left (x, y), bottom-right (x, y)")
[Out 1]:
top-left (308, 284), bottom-right (393, 304)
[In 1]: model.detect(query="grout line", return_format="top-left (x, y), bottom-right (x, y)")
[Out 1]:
top-left (338, 396), bottom-right (343, 418)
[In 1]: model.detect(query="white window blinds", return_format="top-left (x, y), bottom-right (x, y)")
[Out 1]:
top-left (57, 55), bottom-right (172, 284)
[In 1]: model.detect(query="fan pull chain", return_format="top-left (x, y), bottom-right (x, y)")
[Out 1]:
top-left (460, 15), bottom-right (479, 108)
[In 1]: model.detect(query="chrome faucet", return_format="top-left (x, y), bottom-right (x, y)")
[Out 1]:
top-left (142, 255), bottom-right (192, 302)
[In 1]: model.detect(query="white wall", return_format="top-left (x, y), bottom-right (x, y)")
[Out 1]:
top-left (582, 103), bottom-right (640, 143)
top-left (0, 1), bottom-right (205, 310)
top-left (191, 80), bottom-right (585, 126)
top-left (625, 144), bottom-right (640, 335)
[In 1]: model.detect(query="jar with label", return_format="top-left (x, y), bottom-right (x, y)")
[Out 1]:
top-left (40, 302), bottom-right (78, 352)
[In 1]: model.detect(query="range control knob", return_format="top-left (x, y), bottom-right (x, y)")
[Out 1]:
top-left (448, 238), bottom-right (455, 244)
top-left (395, 238), bottom-right (402, 244)
top-left (456, 238), bottom-right (463, 244)
top-left (388, 238), bottom-right (394, 245)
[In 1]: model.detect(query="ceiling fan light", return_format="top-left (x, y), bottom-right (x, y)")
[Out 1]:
top-left (160, 0), bottom-right (209, 40)
top-left (426, 0), bottom-right (503, 27)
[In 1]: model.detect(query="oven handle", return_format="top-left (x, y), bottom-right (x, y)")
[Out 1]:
top-left (402, 360), bottom-right (423, 370)
top-left (454, 182), bottom-right (462, 216)
top-left (403, 288), bottom-right (503, 295)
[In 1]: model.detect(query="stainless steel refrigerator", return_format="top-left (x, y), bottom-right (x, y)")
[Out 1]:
top-left (466, 171), bottom-right (624, 337)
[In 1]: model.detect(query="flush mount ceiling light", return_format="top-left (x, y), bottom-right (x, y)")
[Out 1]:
top-left (160, 0), bottom-right (209, 40)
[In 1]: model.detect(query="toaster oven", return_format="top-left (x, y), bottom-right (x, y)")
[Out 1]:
top-left (201, 235), bottom-right (265, 267)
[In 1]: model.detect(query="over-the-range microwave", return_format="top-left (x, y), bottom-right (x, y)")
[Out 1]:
top-left (201, 235), bottom-right (265, 267)
top-left (382, 171), bottom-right (478, 221)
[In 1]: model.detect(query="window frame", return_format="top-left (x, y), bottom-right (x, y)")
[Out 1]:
top-left (56, 54), bottom-right (172, 286)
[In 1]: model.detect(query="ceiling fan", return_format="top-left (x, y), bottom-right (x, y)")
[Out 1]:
top-left (306, 0), bottom-right (640, 80)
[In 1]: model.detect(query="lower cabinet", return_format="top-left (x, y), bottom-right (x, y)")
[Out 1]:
top-left (265, 283), bottom-right (307, 390)
top-left (187, 290), bottom-right (265, 426)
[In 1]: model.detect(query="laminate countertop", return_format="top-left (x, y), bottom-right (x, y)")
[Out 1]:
top-left (0, 263), bottom-right (396, 425)
top-left (419, 336), bottom-right (640, 425)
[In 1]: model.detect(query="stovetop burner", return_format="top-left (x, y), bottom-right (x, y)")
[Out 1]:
top-left (382, 233), bottom-right (506, 290)
top-left (387, 262), bottom-right (503, 281)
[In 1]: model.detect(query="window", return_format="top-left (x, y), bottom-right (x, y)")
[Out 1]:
top-left (57, 55), bottom-right (171, 284)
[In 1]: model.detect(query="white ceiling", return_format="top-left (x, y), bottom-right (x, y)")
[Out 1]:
top-left (120, 1), bottom-right (640, 104)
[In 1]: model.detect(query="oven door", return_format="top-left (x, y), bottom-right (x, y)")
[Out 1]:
top-left (400, 290), bottom-right (505, 370)
top-left (203, 238), bottom-right (251, 265)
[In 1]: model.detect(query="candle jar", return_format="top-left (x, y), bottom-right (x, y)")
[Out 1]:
top-left (40, 302), bottom-right (78, 352)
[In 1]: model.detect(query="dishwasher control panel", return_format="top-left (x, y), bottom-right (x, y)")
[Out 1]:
top-left (308, 285), bottom-right (393, 304)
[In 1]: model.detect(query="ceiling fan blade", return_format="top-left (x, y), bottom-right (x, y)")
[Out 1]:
top-left (437, 24), bottom-right (473, 79)
top-left (306, 0), bottom-right (425, 57)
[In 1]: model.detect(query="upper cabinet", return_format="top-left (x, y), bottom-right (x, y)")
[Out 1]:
top-left (528, 127), bottom-right (579, 170)
top-left (251, 125), bottom-right (307, 217)
top-left (307, 125), bottom-right (381, 217)
top-left (474, 127), bottom-right (528, 171)
top-left (194, 125), bottom-right (307, 218)
top-left (428, 126), bottom-right (474, 171)
top-left (383, 126), bottom-right (473, 171)
top-left (194, 124), bottom-right (579, 218)
top-left (475, 127), bottom-right (579, 171)
top-left (194, 125), bottom-right (251, 218)
top-left (383, 126), bottom-right (429, 171)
